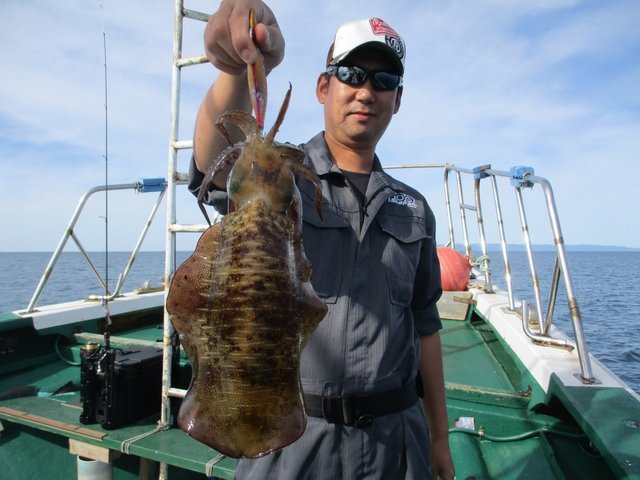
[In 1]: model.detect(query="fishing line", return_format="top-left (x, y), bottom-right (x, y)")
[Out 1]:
top-left (96, 3), bottom-right (117, 421)
top-left (99, 1), bottom-right (112, 341)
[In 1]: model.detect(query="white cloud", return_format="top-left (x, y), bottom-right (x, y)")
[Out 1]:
top-left (0, 0), bottom-right (638, 250)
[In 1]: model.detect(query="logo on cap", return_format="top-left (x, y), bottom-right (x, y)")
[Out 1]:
top-left (385, 35), bottom-right (404, 60)
top-left (369, 18), bottom-right (404, 61)
top-left (369, 18), bottom-right (399, 39)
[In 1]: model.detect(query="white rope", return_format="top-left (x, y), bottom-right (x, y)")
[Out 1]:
top-left (205, 453), bottom-right (226, 476)
top-left (121, 426), bottom-right (161, 455)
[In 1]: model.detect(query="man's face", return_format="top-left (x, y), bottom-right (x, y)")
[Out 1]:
top-left (316, 48), bottom-right (403, 152)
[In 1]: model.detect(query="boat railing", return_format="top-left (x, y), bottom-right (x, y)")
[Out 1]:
top-left (386, 163), bottom-right (595, 384)
top-left (24, 178), bottom-right (167, 313)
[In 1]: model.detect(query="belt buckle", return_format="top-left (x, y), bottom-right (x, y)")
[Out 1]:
top-left (354, 414), bottom-right (374, 428)
top-left (321, 396), bottom-right (341, 424)
top-left (321, 395), bottom-right (374, 427)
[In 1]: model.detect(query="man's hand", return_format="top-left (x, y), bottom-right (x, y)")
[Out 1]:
top-left (420, 333), bottom-right (455, 480)
top-left (204, 0), bottom-right (285, 75)
top-left (430, 433), bottom-right (455, 480)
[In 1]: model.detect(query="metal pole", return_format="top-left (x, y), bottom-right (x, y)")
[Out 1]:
top-left (26, 183), bottom-right (140, 312)
top-left (514, 187), bottom-right (547, 334)
top-left (473, 177), bottom-right (492, 290)
top-left (534, 176), bottom-right (595, 383)
top-left (489, 175), bottom-right (515, 310)
top-left (110, 190), bottom-right (166, 298)
top-left (443, 168), bottom-right (456, 248)
top-left (455, 170), bottom-right (473, 257)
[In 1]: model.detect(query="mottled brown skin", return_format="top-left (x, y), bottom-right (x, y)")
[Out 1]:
top-left (166, 87), bottom-right (327, 458)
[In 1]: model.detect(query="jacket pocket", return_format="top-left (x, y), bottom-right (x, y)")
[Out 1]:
top-left (376, 214), bottom-right (429, 307)
top-left (302, 206), bottom-right (350, 304)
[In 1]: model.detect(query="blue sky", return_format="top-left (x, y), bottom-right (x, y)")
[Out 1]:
top-left (1, 0), bottom-right (639, 252)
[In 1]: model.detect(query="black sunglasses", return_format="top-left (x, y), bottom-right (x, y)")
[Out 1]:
top-left (325, 65), bottom-right (403, 91)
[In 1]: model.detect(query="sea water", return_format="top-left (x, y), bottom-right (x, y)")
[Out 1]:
top-left (0, 250), bottom-right (638, 393)
top-left (485, 250), bottom-right (640, 394)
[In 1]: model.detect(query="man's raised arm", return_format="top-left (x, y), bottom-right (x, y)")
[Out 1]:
top-left (193, 0), bottom-right (285, 178)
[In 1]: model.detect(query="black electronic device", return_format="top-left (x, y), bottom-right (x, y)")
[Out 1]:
top-left (79, 343), bottom-right (163, 429)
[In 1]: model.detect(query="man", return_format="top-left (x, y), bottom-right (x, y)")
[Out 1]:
top-left (189, 1), bottom-right (455, 479)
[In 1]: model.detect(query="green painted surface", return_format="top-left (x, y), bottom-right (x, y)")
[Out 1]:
top-left (1, 303), bottom-right (637, 479)
top-left (440, 311), bottom-right (620, 479)
top-left (448, 432), bottom-right (491, 479)
top-left (479, 436), bottom-right (560, 479)
top-left (0, 420), bottom-right (213, 479)
top-left (441, 319), bottom-right (516, 391)
top-left (0, 311), bottom-right (31, 332)
top-left (0, 395), bottom-right (235, 479)
top-left (548, 374), bottom-right (640, 479)
top-left (0, 420), bottom-right (80, 479)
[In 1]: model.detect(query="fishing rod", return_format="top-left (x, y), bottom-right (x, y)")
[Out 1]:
top-left (98, 3), bottom-right (117, 427)
top-left (101, 2), bottom-right (112, 345)
top-left (80, 2), bottom-right (116, 427)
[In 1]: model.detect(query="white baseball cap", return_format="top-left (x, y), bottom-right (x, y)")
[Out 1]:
top-left (328, 18), bottom-right (406, 74)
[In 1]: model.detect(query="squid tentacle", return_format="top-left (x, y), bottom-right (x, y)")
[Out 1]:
top-left (287, 160), bottom-right (324, 220)
top-left (264, 83), bottom-right (292, 145)
top-left (198, 145), bottom-right (242, 225)
top-left (215, 110), bottom-right (260, 143)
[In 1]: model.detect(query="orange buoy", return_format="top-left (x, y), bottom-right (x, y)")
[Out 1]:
top-left (437, 247), bottom-right (472, 291)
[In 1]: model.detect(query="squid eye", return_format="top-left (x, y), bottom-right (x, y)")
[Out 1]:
top-left (226, 164), bottom-right (248, 204)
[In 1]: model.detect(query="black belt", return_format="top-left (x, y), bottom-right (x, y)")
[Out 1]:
top-left (303, 378), bottom-right (421, 428)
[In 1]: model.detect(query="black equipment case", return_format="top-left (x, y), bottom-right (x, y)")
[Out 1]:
top-left (80, 345), bottom-right (163, 430)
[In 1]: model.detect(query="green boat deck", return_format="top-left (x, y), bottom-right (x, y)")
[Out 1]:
top-left (0, 319), bottom-right (236, 479)
top-left (438, 294), bottom-right (639, 480)
top-left (0, 395), bottom-right (235, 479)
top-left (0, 294), bottom-right (638, 479)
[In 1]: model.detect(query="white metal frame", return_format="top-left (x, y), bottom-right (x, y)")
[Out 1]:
top-left (387, 163), bottom-right (595, 384)
top-left (159, 2), bottom-right (210, 477)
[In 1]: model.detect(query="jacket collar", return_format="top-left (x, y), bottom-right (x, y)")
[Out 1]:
top-left (303, 132), bottom-right (404, 193)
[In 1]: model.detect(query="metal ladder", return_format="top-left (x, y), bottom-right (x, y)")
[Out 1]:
top-left (159, 1), bottom-right (212, 477)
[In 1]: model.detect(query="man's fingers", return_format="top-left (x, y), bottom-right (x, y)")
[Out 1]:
top-left (203, 1), bottom-right (284, 74)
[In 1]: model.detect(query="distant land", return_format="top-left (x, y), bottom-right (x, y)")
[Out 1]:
top-left (2, 245), bottom-right (638, 254)
top-left (477, 244), bottom-right (640, 252)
